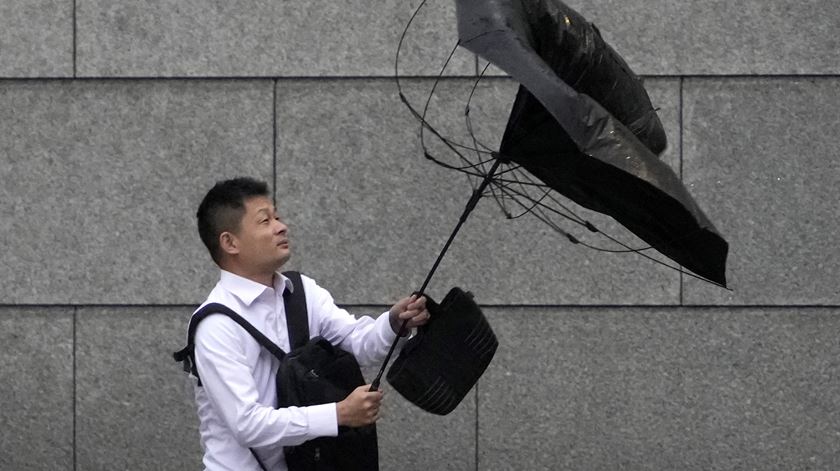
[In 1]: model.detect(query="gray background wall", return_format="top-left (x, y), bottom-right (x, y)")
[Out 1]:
top-left (1, 0), bottom-right (838, 469)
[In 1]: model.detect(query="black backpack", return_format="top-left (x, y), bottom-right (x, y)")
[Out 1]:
top-left (173, 271), bottom-right (378, 471)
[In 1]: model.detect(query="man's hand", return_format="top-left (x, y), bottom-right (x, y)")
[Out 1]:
top-left (337, 384), bottom-right (383, 427)
top-left (389, 294), bottom-right (431, 336)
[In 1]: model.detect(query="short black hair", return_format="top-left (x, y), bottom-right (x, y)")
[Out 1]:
top-left (196, 177), bottom-right (270, 265)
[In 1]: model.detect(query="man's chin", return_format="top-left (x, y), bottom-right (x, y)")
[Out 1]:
top-left (275, 253), bottom-right (291, 269)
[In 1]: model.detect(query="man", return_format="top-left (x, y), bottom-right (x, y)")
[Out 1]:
top-left (190, 177), bottom-right (430, 470)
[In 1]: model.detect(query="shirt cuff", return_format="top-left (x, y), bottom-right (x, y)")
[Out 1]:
top-left (305, 403), bottom-right (339, 438)
top-left (377, 310), bottom-right (413, 348)
top-left (377, 309), bottom-right (412, 341)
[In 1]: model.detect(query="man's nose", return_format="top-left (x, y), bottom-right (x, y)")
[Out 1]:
top-left (274, 219), bottom-right (288, 234)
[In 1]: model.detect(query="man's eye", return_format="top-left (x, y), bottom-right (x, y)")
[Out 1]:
top-left (261, 219), bottom-right (269, 224)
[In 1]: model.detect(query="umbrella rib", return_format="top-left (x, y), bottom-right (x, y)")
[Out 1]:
top-left (485, 181), bottom-right (527, 219)
top-left (511, 166), bottom-right (589, 225)
top-left (494, 175), bottom-right (657, 253)
top-left (492, 178), bottom-right (583, 225)
top-left (395, 4), bottom-right (538, 190)
top-left (464, 61), bottom-right (514, 213)
top-left (499, 164), bottom-right (587, 225)
top-left (394, 1), bottom-right (521, 181)
top-left (396, 74), bottom-right (482, 177)
top-left (421, 151), bottom-right (487, 176)
top-left (501, 175), bottom-right (728, 287)
top-left (531, 202), bottom-right (725, 287)
top-left (418, 41), bottom-right (477, 171)
top-left (464, 62), bottom-right (497, 167)
top-left (514, 196), bottom-right (724, 286)
top-left (501, 166), bottom-right (555, 220)
top-left (498, 179), bottom-right (651, 252)
top-left (393, 0), bottom-right (489, 188)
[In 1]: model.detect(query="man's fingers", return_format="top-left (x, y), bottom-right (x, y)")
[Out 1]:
top-left (395, 296), bottom-right (412, 311)
top-left (399, 311), bottom-right (431, 329)
top-left (390, 295), bottom-right (417, 317)
top-left (400, 307), bottom-right (430, 319)
top-left (406, 296), bottom-right (426, 311)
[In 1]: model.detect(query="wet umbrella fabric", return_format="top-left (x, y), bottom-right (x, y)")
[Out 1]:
top-left (371, 0), bottom-right (730, 401)
top-left (456, 0), bottom-right (729, 285)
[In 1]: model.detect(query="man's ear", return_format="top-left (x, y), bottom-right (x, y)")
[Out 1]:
top-left (219, 231), bottom-right (240, 256)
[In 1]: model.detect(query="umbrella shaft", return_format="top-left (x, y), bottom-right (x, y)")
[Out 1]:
top-left (417, 157), bottom-right (503, 296)
top-left (370, 157), bottom-right (502, 391)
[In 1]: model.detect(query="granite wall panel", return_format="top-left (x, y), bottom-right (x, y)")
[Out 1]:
top-left (0, 308), bottom-right (73, 471)
top-left (682, 77), bottom-right (840, 305)
top-left (479, 307), bottom-right (840, 470)
top-left (485, 0), bottom-right (840, 76)
top-left (276, 78), bottom-right (683, 306)
top-left (76, 0), bottom-right (473, 77)
top-left (75, 307), bottom-right (201, 470)
top-left (75, 0), bottom-right (840, 78)
top-left (0, 80), bottom-right (273, 304)
top-left (0, 0), bottom-right (73, 77)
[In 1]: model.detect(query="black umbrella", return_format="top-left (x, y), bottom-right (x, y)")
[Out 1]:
top-left (458, 0), bottom-right (727, 285)
top-left (370, 0), bottom-right (729, 390)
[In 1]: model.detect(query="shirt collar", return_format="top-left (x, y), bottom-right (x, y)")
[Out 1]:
top-left (218, 270), bottom-right (293, 306)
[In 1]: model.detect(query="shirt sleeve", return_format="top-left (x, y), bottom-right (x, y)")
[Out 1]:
top-left (302, 276), bottom-right (405, 367)
top-left (194, 314), bottom-right (338, 448)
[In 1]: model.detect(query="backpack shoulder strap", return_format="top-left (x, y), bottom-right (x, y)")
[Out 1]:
top-left (173, 302), bottom-right (286, 385)
top-left (282, 271), bottom-right (310, 350)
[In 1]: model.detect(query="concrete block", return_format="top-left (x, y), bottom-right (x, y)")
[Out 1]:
top-left (0, 308), bottom-right (73, 471)
top-left (476, 0), bottom-right (840, 76)
top-left (479, 307), bottom-right (840, 470)
top-left (682, 78), bottom-right (840, 305)
top-left (75, 307), bottom-right (202, 470)
top-left (566, 0), bottom-right (840, 75)
top-left (0, 0), bottom-right (72, 77)
top-left (0, 80), bottom-right (273, 304)
top-left (77, 0), bottom-right (473, 77)
top-left (276, 78), bottom-right (681, 305)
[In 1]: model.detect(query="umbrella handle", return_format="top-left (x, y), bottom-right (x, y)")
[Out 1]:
top-left (370, 158), bottom-right (503, 391)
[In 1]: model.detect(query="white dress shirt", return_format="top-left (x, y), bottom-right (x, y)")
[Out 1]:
top-left (192, 270), bottom-right (401, 471)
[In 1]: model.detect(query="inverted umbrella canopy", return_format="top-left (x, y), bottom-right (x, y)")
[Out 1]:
top-left (372, 0), bottom-right (730, 395)
top-left (456, 0), bottom-right (728, 285)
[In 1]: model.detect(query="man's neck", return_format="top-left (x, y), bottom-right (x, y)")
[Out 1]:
top-left (221, 263), bottom-right (276, 288)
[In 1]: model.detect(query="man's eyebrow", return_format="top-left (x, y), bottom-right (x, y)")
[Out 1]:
top-left (255, 207), bottom-right (272, 217)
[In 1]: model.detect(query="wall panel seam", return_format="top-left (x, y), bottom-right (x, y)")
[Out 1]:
top-left (73, 306), bottom-right (77, 471)
top-left (273, 78), bottom-right (278, 204)
top-left (475, 382), bottom-right (480, 471)
top-left (2, 304), bottom-right (838, 309)
top-left (2, 74), bottom-right (839, 82)
top-left (72, 0), bottom-right (77, 78)
top-left (679, 76), bottom-right (685, 306)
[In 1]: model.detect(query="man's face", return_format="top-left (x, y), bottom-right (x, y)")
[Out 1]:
top-left (231, 195), bottom-right (290, 272)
